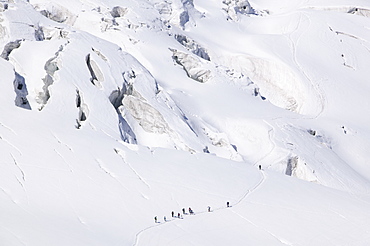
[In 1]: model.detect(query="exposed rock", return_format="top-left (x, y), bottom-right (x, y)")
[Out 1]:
top-left (13, 71), bottom-right (31, 110)
top-left (86, 53), bottom-right (104, 88)
top-left (37, 3), bottom-right (77, 25)
top-left (1, 40), bottom-right (21, 60)
top-left (122, 95), bottom-right (169, 134)
top-left (223, 0), bottom-right (255, 20)
top-left (75, 89), bottom-right (89, 129)
top-left (175, 34), bottom-right (210, 61)
top-left (110, 6), bottom-right (128, 18)
top-left (171, 49), bottom-right (211, 83)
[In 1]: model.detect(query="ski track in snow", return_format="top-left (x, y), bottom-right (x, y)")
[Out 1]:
top-left (0, 122), bottom-right (17, 135)
top-left (9, 153), bottom-right (30, 205)
top-left (114, 148), bottom-right (151, 189)
top-left (1, 136), bottom-right (23, 156)
top-left (0, 187), bottom-right (16, 203)
top-left (231, 169), bottom-right (266, 208)
top-left (328, 208), bottom-right (365, 232)
top-left (53, 150), bottom-right (89, 225)
top-left (286, 11), bottom-right (326, 119)
top-left (53, 134), bottom-right (73, 151)
top-left (230, 209), bottom-right (292, 246)
top-left (10, 154), bottom-right (25, 182)
top-left (165, 223), bottom-right (197, 246)
top-left (95, 158), bottom-right (130, 192)
top-left (58, 180), bottom-right (88, 226)
top-left (132, 169), bottom-right (266, 246)
top-left (54, 149), bottom-right (74, 173)
top-left (253, 120), bottom-right (276, 169)
top-left (0, 225), bottom-right (27, 246)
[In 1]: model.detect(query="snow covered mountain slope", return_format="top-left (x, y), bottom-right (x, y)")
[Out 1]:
top-left (1, 0), bottom-right (370, 245)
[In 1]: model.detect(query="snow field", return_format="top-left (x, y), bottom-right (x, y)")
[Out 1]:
top-left (1, 0), bottom-right (370, 245)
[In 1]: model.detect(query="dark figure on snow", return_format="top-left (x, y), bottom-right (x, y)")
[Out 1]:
top-left (182, 208), bottom-right (186, 214)
top-left (208, 206), bottom-right (211, 212)
top-left (154, 216), bottom-right (157, 223)
top-left (178, 213), bottom-right (181, 218)
top-left (164, 216), bottom-right (166, 222)
top-left (259, 165), bottom-right (262, 170)
top-left (171, 211), bottom-right (175, 217)
top-left (227, 201), bottom-right (230, 207)
top-left (189, 207), bottom-right (194, 214)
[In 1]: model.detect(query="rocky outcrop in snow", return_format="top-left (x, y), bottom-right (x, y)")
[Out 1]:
top-left (1, 39), bottom-right (21, 60)
top-left (75, 89), bottom-right (89, 129)
top-left (154, 0), bottom-right (203, 29)
top-left (285, 155), bottom-right (318, 183)
top-left (175, 34), bottom-right (210, 61)
top-left (221, 55), bottom-right (321, 114)
top-left (171, 49), bottom-right (211, 83)
top-left (305, 6), bottom-right (370, 18)
top-left (13, 71), bottom-right (31, 110)
top-left (35, 3), bottom-right (77, 25)
top-left (110, 6), bottom-right (128, 18)
top-left (122, 95), bottom-right (169, 134)
top-left (86, 53), bottom-right (104, 88)
top-left (349, 7), bottom-right (370, 17)
top-left (222, 0), bottom-right (255, 20)
top-left (36, 45), bottom-right (63, 110)
top-left (0, 2), bottom-right (8, 12)
top-left (0, 22), bottom-right (6, 40)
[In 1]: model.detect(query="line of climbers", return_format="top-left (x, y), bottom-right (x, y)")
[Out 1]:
top-left (154, 201), bottom-right (231, 223)
top-left (154, 165), bottom-right (263, 223)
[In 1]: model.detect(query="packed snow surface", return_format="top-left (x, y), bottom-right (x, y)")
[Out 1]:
top-left (1, 0), bottom-right (370, 245)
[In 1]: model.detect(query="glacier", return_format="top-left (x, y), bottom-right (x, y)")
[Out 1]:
top-left (1, 0), bottom-right (370, 245)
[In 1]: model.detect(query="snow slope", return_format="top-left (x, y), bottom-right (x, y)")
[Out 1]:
top-left (1, 0), bottom-right (370, 245)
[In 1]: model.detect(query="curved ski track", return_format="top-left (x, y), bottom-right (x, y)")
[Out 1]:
top-left (131, 169), bottom-right (266, 246)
